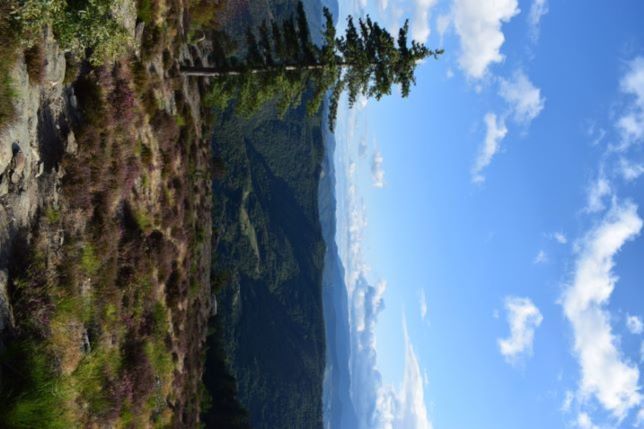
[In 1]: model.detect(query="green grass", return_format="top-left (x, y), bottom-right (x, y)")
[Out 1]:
top-left (73, 347), bottom-right (122, 416)
top-left (133, 208), bottom-right (154, 233)
top-left (45, 208), bottom-right (61, 224)
top-left (0, 343), bottom-right (73, 429)
top-left (81, 244), bottom-right (100, 276)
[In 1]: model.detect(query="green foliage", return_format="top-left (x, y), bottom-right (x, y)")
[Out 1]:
top-left (136, 0), bottom-right (154, 24)
top-left (13, 0), bottom-right (130, 65)
top-left (72, 347), bottom-right (122, 416)
top-left (207, 83), bottom-right (326, 428)
top-left (45, 208), bottom-right (61, 223)
top-left (133, 209), bottom-right (154, 232)
top-left (81, 244), bottom-right (100, 276)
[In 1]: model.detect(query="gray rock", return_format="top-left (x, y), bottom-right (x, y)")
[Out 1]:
top-left (0, 175), bottom-right (7, 197)
top-left (81, 329), bottom-right (91, 353)
top-left (0, 269), bottom-right (13, 333)
top-left (65, 130), bottom-right (77, 154)
top-left (0, 142), bottom-right (11, 175)
top-left (10, 149), bottom-right (26, 184)
top-left (210, 294), bottom-right (218, 316)
top-left (135, 22), bottom-right (146, 58)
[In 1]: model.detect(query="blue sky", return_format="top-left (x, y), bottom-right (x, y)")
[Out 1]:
top-left (331, 1), bottom-right (644, 428)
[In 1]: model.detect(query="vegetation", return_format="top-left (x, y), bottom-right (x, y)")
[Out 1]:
top-left (15, 0), bottom-right (130, 65)
top-left (1, 0), bottom-right (217, 426)
top-left (0, 0), bottom-right (131, 131)
top-left (0, 1), bottom-right (21, 131)
top-left (207, 76), bottom-right (327, 429)
top-left (189, 1), bottom-right (443, 130)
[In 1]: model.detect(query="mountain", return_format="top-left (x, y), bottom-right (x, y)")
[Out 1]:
top-left (201, 0), bottom-right (345, 427)
top-left (319, 111), bottom-right (359, 429)
top-left (207, 94), bottom-right (327, 429)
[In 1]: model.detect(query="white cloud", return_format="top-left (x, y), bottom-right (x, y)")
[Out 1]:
top-left (411, 0), bottom-right (437, 43)
top-left (350, 275), bottom-right (388, 429)
top-left (528, 0), bottom-right (548, 42)
top-left (626, 315), bottom-right (644, 335)
top-left (498, 296), bottom-right (543, 363)
top-left (554, 232), bottom-right (568, 244)
top-left (499, 70), bottom-right (545, 125)
top-left (621, 58), bottom-right (644, 104)
top-left (374, 319), bottom-right (433, 429)
top-left (617, 57), bottom-right (644, 147)
top-left (472, 113), bottom-right (508, 183)
top-left (562, 390), bottom-right (574, 412)
top-left (420, 289), bottom-right (428, 321)
top-left (453, 0), bottom-right (520, 79)
top-left (637, 408), bottom-right (644, 427)
top-left (576, 412), bottom-right (599, 429)
top-left (534, 250), bottom-right (547, 264)
top-left (586, 121), bottom-right (607, 146)
top-left (393, 321), bottom-right (433, 429)
top-left (619, 158), bottom-right (644, 182)
top-left (586, 176), bottom-right (612, 213)
top-left (435, 14), bottom-right (450, 45)
top-left (562, 201), bottom-right (643, 420)
top-left (372, 150), bottom-right (386, 188)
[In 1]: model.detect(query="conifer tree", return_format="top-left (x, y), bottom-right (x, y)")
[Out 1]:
top-left (187, 1), bottom-right (443, 130)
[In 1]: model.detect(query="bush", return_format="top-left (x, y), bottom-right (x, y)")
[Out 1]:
top-left (15, 0), bottom-right (131, 65)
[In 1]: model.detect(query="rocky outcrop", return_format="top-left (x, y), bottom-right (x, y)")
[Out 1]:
top-left (0, 27), bottom-right (68, 338)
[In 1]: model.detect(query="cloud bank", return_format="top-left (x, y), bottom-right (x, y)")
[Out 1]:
top-left (562, 201), bottom-right (643, 420)
top-left (453, 0), bottom-right (520, 79)
top-left (498, 296), bottom-right (543, 363)
top-left (349, 275), bottom-right (387, 429)
top-left (373, 320), bottom-right (432, 429)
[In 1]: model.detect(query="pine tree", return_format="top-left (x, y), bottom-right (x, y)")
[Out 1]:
top-left (187, 1), bottom-right (443, 130)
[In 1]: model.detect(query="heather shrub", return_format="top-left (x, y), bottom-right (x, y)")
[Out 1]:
top-left (24, 44), bottom-right (45, 84)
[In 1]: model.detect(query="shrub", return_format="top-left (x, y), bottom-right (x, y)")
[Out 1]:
top-left (15, 0), bottom-right (131, 65)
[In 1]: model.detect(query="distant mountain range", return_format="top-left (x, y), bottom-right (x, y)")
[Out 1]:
top-left (319, 110), bottom-right (359, 429)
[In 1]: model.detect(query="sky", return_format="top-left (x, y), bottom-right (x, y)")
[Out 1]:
top-left (331, 1), bottom-right (644, 428)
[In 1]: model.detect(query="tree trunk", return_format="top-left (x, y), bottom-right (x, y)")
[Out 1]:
top-left (179, 64), bottom-right (330, 76)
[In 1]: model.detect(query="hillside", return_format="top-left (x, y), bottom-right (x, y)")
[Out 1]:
top-left (0, 1), bottom-right (218, 426)
top-left (207, 93), bottom-right (327, 428)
